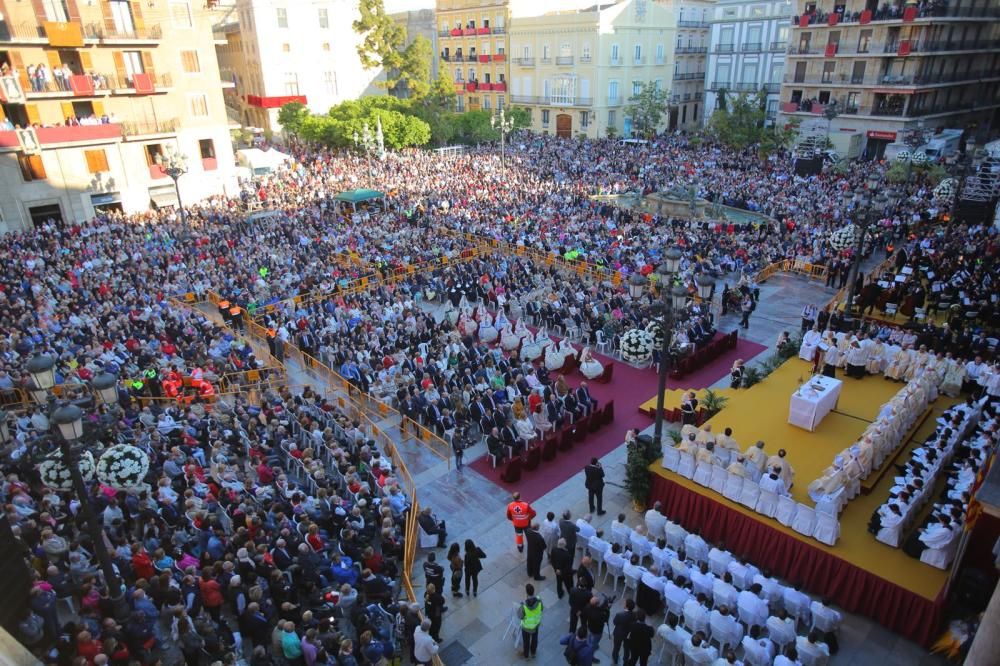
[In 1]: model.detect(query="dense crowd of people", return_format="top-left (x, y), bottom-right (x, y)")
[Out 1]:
top-left (0, 127), bottom-right (994, 666)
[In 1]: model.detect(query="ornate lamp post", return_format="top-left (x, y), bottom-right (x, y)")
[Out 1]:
top-left (491, 107), bottom-right (516, 174)
top-left (353, 122), bottom-right (378, 183)
top-left (160, 151), bottom-right (188, 226)
top-left (842, 176), bottom-right (888, 320)
top-left (16, 354), bottom-right (135, 620)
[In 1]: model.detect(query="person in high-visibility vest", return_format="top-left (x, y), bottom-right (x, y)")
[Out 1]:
top-left (506, 492), bottom-right (536, 553)
top-left (517, 583), bottom-right (543, 659)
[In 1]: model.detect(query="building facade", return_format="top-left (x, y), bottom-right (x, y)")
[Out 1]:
top-left (509, 0), bottom-right (677, 139)
top-left (215, 0), bottom-right (384, 131)
top-left (390, 8), bottom-right (440, 98)
top-left (778, 0), bottom-right (1000, 159)
top-left (704, 0), bottom-right (791, 126)
top-left (660, 0), bottom-right (711, 129)
top-left (0, 0), bottom-right (238, 231)
top-left (436, 0), bottom-right (511, 113)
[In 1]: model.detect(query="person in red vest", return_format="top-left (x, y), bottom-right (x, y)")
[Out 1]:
top-left (506, 492), bottom-right (536, 553)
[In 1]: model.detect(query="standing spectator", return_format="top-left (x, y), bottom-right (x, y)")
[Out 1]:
top-left (626, 610), bottom-right (654, 666)
top-left (424, 583), bottom-right (446, 642)
top-left (525, 522), bottom-right (547, 581)
top-left (463, 539), bottom-right (486, 597)
top-left (584, 458), bottom-right (606, 515)
top-left (447, 543), bottom-right (464, 598)
top-left (560, 626), bottom-right (598, 666)
top-left (413, 619), bottom-right (439, 665)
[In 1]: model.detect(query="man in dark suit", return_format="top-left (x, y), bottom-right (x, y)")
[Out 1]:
top-left (559, 510), bottom-right (580, 555)
top-left (524, 522), bottom-right (547, 581)
top-left (550, 538), bottom-right (574, 599)
top-left (576, 381), bottom-right (598, 415)
top-left (612, 598), bottom-right (637, 665)
top-left (501, 418), bottom-right (523, 455)
top-left (425, 399), bottom-right (444, 434)
top-left (545, 394), bottom-right (566, 429)
top-left (584, 458), bottom-right (606, 515)
top-left (271, 539), bottom-right (294, 570)
top-left (625, 610), bottom-right (654, 666)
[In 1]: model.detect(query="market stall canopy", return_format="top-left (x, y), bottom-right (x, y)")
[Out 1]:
top-left (333, 188), bottom-right (386, 204)
top-left (236, 148), bottom-right (290, 174)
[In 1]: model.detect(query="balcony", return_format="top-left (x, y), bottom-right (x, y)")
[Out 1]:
top-left (675, 46), bottom-right (708, 54)
top-left (0, 21), bottom-right (49, 43)
top-left (476, 27), bottom-right (490, 35)
top-left (540, 57), bottom-right (552, 65)
top-left (677, 20), bottom-right (710, 28)
top-left (462, 28), bottom-right (476, 36)
top-left (556, 56), bottom-right (574, 66)
top-left (478, 54), bottom-right (490, 63)
top-left (513, 57), bottom-right (535, 67)
top-left (607, 96), bottom-right (622, 106)
top-left (24, 72), bottom-right (171, 97)
top-left (793, 4), bottom-right (1000, 28)
top-left (92, 23), bottom-right (162, 43)
top-left (715, 43), bottom-right (735, 53)
top-left (509, 95), bottom-right (592, 106)
top-left (730, 82), bottom-right (761, 92)
top-left (120, 119), bottom-right (179, 138)
top-left (0, 123), bottom-right (122, 149)
top-left (763, 83), bottom-right (781, 93)
top-left (770, 41), bottom-right (787, 51)
top-left (580, 55), bottom-right (592, 63)
top-left (493, 54), bottom-right (506, 62)
top-left (673, 72), bottom-right (705, 81)
top-left (494, 82), bottom-right (506, 92)
top-left (742, 42), bottom-right (763, 52)
top-left (449, 28), bottom-right (463, 37)
top-left (710, 81), bottom-right (730, 90)
top-left (492, 26), bottom-right (506, 34)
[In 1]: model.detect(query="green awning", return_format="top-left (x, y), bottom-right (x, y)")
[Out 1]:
top-left (333, 189), bottom-right (386, 204)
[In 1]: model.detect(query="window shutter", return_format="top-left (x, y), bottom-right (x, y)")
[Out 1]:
top-left (141, 51), bottom-right (155, 79)
top-left (113, 51), bottom-right (127, 84)
top-left (30, 0), bottom-right (47, 23)
top-left (47, 51), bottom-right (63, 69)
top-left (60, 102), bottom-right (75, 120)
top-left (0, 106), bottom-right (6, 123)
top-left (28, 155), bottom-right (47, 180)
top-left (92, 100), bottom-right (105, 117)
top-left (25, 104), bottom-right (40, 125)
top-left (86, 149), bottom-right (108, 173)
top-left (101, 0), bottom-right (117, 33)
top-left (10, 51), bottom-right (29, 91)
top-left (66, 0), bottom-right (81, 22)
top-left (79, 51), bottom-right (93, 71)
top-left (130, 1), bottom-right (145, 35)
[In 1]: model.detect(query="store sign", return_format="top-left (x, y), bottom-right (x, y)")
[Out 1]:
top-left (867, 131), bottom-right (897, 141)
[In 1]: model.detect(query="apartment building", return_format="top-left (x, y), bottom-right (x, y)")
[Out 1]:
top-left (660, 0), bottom-right (712, 129)
top-left (436, 0), bottom-right (511, 113)
top-left (778, 0), bottom-right (1000, 159)
top-left (509, 0), bottom-right (677, 139)
top-left (0, 0), bottom-right (238, 231)
top-left (704, 0), bottom-right (791, 125)
top-left (214, 0), bottom-right (383, 131)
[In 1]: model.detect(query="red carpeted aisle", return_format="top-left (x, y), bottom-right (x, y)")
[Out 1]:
top-left (467, 334), bottom-right (767, 502)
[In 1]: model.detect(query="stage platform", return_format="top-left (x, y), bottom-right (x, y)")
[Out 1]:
top-left (638, 387), bottom-right (737, 418)
top-left (649, 357), bottom-right (961, 646)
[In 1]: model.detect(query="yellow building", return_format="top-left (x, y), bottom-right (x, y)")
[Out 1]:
top-left (0, 0), bottom-right (238, 230)
top-left (509, 0), bottom-right (677, 138)
top-left (436, 0), bottom-right (511, 112)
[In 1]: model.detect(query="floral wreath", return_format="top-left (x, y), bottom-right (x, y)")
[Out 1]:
top-left (96, 444), bottom-right (151, 491)
top-left (621, 328), bottom-right (654, 365)
top-left (38, 450), bottom-right (95, 491)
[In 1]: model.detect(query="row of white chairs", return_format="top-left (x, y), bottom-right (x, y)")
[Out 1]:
top-left (662, 448), bottom-right (840, 546)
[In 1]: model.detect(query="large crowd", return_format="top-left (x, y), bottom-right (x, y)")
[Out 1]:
top-left (1, 129), bottom-right (995, 666)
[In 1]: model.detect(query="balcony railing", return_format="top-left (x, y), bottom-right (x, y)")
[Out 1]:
top-left (770, 41), bottom-right (787, 51)
top-left (540, 57), bottom-right (552, 64)
top-left (0, 21), bottom-right (48, 41)
top-left (0, 124), bottom-right (122, 148)
top-left (673, 72), bottom-right (705, 80)
top-left (634, 57), bottom-right (646, 65)
top-left (710, 81), bottom-right (730, 90)
top-left (513, 57), bottom-right (535, 67)
top-left (607, 95), bottom-right (622, 106)
top-left (510, 95), bottom-right (592, 106)
top-left (120, 119), bottom-right (179, 137)
top-left (90, 23), bottom-right (162, 41)
top-left (556, 56), bottom-right (574, 65)
top-left (492, 26), bottom-right (506, 34)
top-left (715, 43), bottom-right (735, 53)
top-left (580, 55), bottom-right (592, 63)
top-left (675, 46), bottom-right (708, 54)
top-left (677, 20), bottom-right (710, 28)
top-left (742, 42), bottom-right (763, 52)
top-left (763, 82), bottom-right (780, 93)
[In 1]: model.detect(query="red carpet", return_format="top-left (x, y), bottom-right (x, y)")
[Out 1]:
top-left (467, 332), bottom-right (767, 502)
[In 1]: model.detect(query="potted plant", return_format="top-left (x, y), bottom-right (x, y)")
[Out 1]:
top-left (701, 388), bottom-right (729, 417)
top-left (625, 434), bottom-right (659, 510)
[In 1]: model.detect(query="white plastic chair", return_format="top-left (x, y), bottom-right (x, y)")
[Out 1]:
top-left (876, 523), bottom-right (902, 548)
top-left (775, 495), bottom-right (797, 526)
top-left (603, 559), bottom-right (624, 594)
top-left (501, 601), bottom-right (524, 648)
top-left (664, 522), bottom-right (688, 551)
top-left (709, 465), bottom-right (728, 494)
top-left (677, 452), bottom-right (696, 479)
top-left (596, 329), bottom-right (612, 355)
top-left (418, 525), bottom-right (438, 549)
top-left (812, 513), bottom-right (840, 546)
top-left (722, 472), bottom-right (744, 502)
top-left (815, 486), bottom-right (845, 517)
top-left (623, 568), bottom-right (641, 598)
top-left (738, 483), bottom-right (760, 510)
top-left (692, 462), bottom-right (712, 487)
top-left (630, 533), bottom-right (653, 561)
top-left (662, 446), bottom-right (681, 472)
top-left (589, 539), bottom-right (608, 579)
top-left (611, 521), bottom-right (631, 548)
top-left (755, 488), bottom-right (779, 518)
top-left (709, 615), bottom-right (744, 653)
top-left (766, 616), bottom-right (797, 656)
top-left (791, 504), bottom-right (817, 538)
top-left (920, 532), bottom-right (960, 569)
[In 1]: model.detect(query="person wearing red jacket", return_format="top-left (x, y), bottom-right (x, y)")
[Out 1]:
top-left (506, 492), bottom-right (536, 553)
top-left (199, 574), bottom-right (224, 621)
top-left (131, 544), bottom-right (155, 581)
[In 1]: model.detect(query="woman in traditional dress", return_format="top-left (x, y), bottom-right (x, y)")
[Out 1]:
top-left (579, 347), bottom-right (604, 380)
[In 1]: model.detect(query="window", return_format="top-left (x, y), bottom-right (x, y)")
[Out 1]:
top-left (180, 50), bottom-right (200, 74)
top-left (750, 5), bottom-right (765, 16)
top-left (318, 8), bottom-right (329, 28)
top-left (188, 93), bottom-right (208, 116)
top-left (846, 92), bottom-right (859, 109)
top-left (821, 61), bottom-right (835, 83)
top-left (198, 138), bottom-right (215, 159)
top-left (582, 44), bottom-right (591, 60)
top-left (171, 2), bottom-right (193, 28)
top-left (550, 75), bottom-right (575, 104)
top-left (522, 45), bottom-right (530, 59)
top-left (655, 44), bottom-right (664, 64)
top-left (144, 143), bottom-right (163, 166)
top-left (634, 44), bottom-right (642, 62)
top-left (121, 50), bottom-right (145, 83)
top-left (611, 44), bottom-right (620, 62)
top-left (851, 61), bottom-right (866, 84)
top-left (277, 8), bottom-right (288, 28)
top-left (323, 71), bottom-right (337, 94)
top-left (608, 109), bottom-right (616, 127)
top-left (858, 29), bottom-right (873, 53)
top-left (84, 149), bottom-right (108, 173)
top-left (608, 80), bottom-right (619, 101)
top-left (720, 27), bottom-right (734, 49)
top-left (42, 0), bottom-right (68, 22)
top-left (580, 111), bottom-right (589, 128)
top-left (654, 79), bottom-right (662, 91)
top-left (497, 41), bottom-right (505, 55)
top-left (483, 96), bottom-right (490, 110)
top-left (632, 80), bottom-right (642, 96)
top-left (284, 72), bottom-right (298, 95)
top-left (282, 43), bottom-right (290, 52)
top-left (542, 45), bottom-right (550, 60)
top-left (18, 154), bottom-right (46, 181)
top-left (541, 109), bottom-right (550, 125)
top-left (109, 0), bottom-right (136, 34)
top-left (742, 62), bottom-right (759, 84)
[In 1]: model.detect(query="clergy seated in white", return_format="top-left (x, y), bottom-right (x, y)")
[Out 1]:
top-left (644, 501), bottom-right (667, 539)
top-left (766, 610), bottom-right (798, 654)
top-left (917, 515), bottom-right (960, 568)
top-left (712, 572), bottom-right (739, 611)
top-left (657, 614), bottom-right (691, 662)
top-left (873, 503), bottom-right (906, 547)
top-left (808, 457), bottom-right (847, 503)
top-left (682, 631), bottom-right (718, 665)
top-left (682, 594), bottom-right (711, 635)
top-left (740, 625), bottom-right (776, 666)
top-left (663, 577), bottom-right (694, 618)
top-left (576, 515), bottom-right (597, 541)
top-left (796, 629), bottom-right (832, 666)
top-left (809, 599), bottom-right (842, 635)
top-left (664, 520), bottom-right (688, 552)
top-left (690, 561), bottom-right (716, 598)
top-left (736, 584), bottom-right (769, 629)
top-left (799, 327), bottom-right (823, 363)
top-left (708, 545), bottom-right (733, 577)
top-left (708, 604), bottom-right (744, 651)
top-left (683, 529), bottom-right (710, 563)
top-left (759, 468), bottom-right (790, 497)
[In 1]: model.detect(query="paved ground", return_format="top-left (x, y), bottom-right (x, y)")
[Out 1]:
top-left (273, 269), bottom-right (947, 665)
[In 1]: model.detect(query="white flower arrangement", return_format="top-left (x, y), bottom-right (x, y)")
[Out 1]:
top-left (828, 224), bottom-right (859, 252)
top-left (38, 451), bottom-right (95, 491)
top-left (96, 444), bottom-right (151, 491)
top-left (894, 150), bottom-right (911, 163)
top-left (933, 178), bottom-right (957, 201)
top-left (645, 320), bottom-right (665, 352)
top-left (621, 328), bottom-right (654, 365)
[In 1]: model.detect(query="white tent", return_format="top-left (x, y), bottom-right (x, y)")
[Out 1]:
top-left (236, 148), bottom-right (290, 175)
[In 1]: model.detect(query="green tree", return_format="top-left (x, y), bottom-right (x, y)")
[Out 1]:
top-left (454, 110), bottom-right (499, 144)
top-left (398, 34), bottom-right (433, 99)
top-left (353, 0), bottom-right (406, 73)
top-left (625, 82), bottom-right (669, 138)
top-left (277, 101), bottom-right (310, 135)
top-left (706, 92), bottom-right (767, 150)
top-left (507, 106), bottom-right (532, 131)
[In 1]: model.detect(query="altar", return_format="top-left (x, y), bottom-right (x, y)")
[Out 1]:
top-left (789, 375), bottom-right (843, 431)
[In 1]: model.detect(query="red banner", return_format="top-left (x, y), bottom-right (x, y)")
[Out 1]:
top-left (131, 72), bottom-right (155, 95)
top-left (69, 74), bottom-right (94, 96)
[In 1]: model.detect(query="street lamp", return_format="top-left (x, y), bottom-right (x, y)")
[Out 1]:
top-left (353, 122), bottom-right (378, 183)
top-left (843, 178), bottom-right (888, 321)
top-left (160, 151), bottom-right (188, 226)
top-left (491, 107), bottom-right (515, 174)
top-left (21, 355), bottom-right (131, 620)
top-left (950, 139), bottom-right (977, 222)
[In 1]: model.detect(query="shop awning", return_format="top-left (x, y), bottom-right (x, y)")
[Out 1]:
top-left (150, 190), bottom-right (179, 209)
top-left (333, 188), bottom-right (386, 204)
